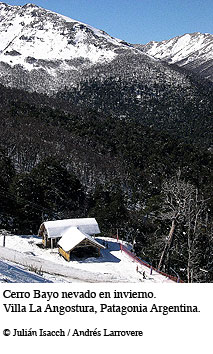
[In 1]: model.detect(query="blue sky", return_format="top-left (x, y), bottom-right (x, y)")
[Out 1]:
top-left (4, 0), bottom-right (213, 43)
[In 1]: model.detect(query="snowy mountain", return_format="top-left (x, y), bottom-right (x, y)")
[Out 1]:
top-left (0, 2), bottom-right (130, 64)
top-left (0, 2), bottom-right (135, 92)
top-left (0, 3), bottom-right (212, 149)
top-left (0, 2), bottom-right (212, 96)
top-left (137, 32), bottom-right (213, 82)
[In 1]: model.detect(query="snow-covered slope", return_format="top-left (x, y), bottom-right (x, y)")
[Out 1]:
top-left (0, 2), bottom-right (211, 96)
top-left (0, 2), bottom-right (137, 93)
top-left (0, 233), bottom-right (174, 283)
top-left (0, 259), bottom-right (52, 282)
top-left (138, 32), bottom-right (213, 81)
top-left (0, 2), bottom-right (127, 70)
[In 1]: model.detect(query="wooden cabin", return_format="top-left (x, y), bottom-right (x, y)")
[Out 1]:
top-left (58, 226), bottom-right (105, 261)
top-left (38, 218), bottom-right (104, 260)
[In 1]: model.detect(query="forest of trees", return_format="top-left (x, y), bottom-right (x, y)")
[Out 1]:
top-left (0, 79), bottom-right (212, 282)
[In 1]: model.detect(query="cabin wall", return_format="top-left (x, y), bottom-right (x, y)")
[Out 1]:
top-left (59, 247), bottom-right (70, 261)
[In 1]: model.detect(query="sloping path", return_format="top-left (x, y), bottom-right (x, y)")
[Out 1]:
top-left (0, 259), bottom-right (51, 283)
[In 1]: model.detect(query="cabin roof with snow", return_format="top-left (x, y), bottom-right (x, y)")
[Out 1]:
top-left (57, 226), bottom-right (105, 253)
top-left (39, 218), bottom-right (100, 239)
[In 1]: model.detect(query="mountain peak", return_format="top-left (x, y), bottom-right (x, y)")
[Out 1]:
top-left (22, 3), bottom-right (37, 6)
top-left (140, 32), bottom-right (213, 81)
top-left (0, 1), bottom-right (129, 73)
top-left (22, 3), bottom-right (40, 9)
top-left (0, 2), bottom-right (37, 9)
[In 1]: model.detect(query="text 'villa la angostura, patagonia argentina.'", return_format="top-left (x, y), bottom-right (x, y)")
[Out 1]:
top-left (3, 289), bottom-right (200, 316)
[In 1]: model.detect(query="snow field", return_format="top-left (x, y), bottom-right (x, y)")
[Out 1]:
top-left (0, 233), bottom-right (174, 283)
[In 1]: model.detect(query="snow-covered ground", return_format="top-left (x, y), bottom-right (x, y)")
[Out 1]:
top-left (0, 259), bottom-right (52, 283)
top-left (0, 232), bottom-right (174, 283)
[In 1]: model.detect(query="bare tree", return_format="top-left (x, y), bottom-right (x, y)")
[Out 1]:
top-left (158, 172), bottom-right (208, 282)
